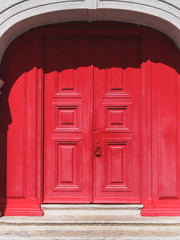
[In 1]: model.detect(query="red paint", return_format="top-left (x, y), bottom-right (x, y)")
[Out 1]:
top-left (93, 38), bottom-right (141, 203)
top-left (44, 38), bottom-right (93, 203)
top-left (0, 22), bottom-right (179, 216)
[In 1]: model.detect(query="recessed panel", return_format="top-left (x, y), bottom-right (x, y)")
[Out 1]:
top-left (58, 108), bottom-right (75, 127)
top-left (106, 105), bottom-right (131, 132)
top-left (54, 141), bottom-right (81, 191)
top-left (61, 54), bottom-right (74, 90)
top-left (54, 104), bottom-right (82, 132)
top-left (56, 51), bottom-right (81, 97)
top-left (103, 141), bottom-right (131, 192)
top-left (110, 146), bottom-right (123, 183)
top-left (60, 145), bottom-right (73, 183)
top-left (61, 110), bottom-right (74, 125)
top-left (110, 110), bottom-right (123, 125)
top-left (108, 54), bottom-right (123, 90)
top-left (105, 52), bottom-right (131, 97)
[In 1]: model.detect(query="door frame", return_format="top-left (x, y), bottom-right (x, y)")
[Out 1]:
top-left (33, 22), bottom-right (152, 209)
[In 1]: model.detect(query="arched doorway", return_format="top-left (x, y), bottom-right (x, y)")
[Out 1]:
top-left (0, 22), bottom-right (180, 216)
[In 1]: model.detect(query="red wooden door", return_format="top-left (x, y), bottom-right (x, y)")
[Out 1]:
top-left (44, 38), bottom-right (93, 203)
top-left (44, 37), bottom-right (141, 203)
top-left (93, 38), bottom-right (141, 203)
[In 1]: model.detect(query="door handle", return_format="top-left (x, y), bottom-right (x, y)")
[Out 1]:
top-left (94, 146), bottom-right (102, 157)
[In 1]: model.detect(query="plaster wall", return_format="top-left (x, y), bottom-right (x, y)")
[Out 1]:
top-left (0, 0), bottom-right (180, 67)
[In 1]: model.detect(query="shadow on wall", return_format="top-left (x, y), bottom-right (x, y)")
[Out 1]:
top-left (0, 22), bottom-right (179, 215)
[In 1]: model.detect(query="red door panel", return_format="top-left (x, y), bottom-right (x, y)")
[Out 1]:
top-left (93, 38), bottom-right (141, 203)
top-left (44, 38), bottom-right (93, 203)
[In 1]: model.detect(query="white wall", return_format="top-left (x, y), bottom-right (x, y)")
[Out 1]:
top-left (0, 0), bottom-right (180, 65)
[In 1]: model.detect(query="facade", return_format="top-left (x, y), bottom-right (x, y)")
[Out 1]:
top-left (0, 0), bottom-right (180, 217)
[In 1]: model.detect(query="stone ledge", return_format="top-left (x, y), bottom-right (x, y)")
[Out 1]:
top-left (41, 204), bottom-right (144, 210)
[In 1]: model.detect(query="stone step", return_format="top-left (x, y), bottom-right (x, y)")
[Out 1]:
top-left (0, 221), bottom-right (179, 240)
top-left (0, 204), bottom-right (180, 239)
top-left (42, 204), bottom-right (143, 216)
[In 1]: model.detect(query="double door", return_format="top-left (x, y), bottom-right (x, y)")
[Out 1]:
top-left (44, 37), bottom-right (141, 203)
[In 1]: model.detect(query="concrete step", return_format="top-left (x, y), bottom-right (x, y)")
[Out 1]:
top-left (0, 204), bottom-right (180, 239)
